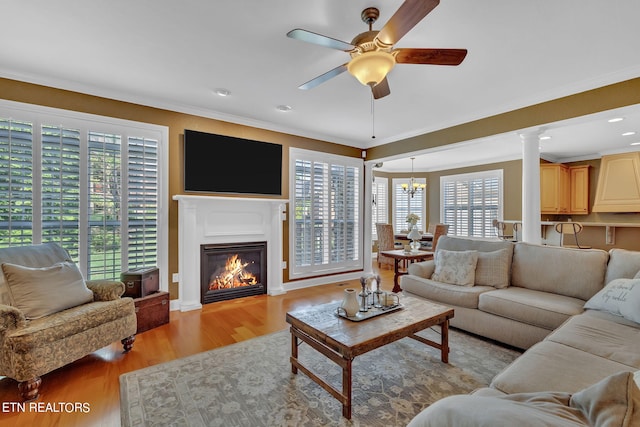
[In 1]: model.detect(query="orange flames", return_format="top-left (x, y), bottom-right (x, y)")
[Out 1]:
top-left (209, 254), bottom-right (258, 290)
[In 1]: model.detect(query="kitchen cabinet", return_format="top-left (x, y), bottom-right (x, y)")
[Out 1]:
top-left (569, 165), bottom-right (590, 214)
top-left (541, 163), bottom-right (590, 215)
top-left (540, 164), bottom-right (570, 214)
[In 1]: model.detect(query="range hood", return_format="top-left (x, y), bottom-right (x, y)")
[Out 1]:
top-left (592, 152), bottom-right (640, 212)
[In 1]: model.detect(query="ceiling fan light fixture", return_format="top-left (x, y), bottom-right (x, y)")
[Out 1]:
top-left (347, 51), bottom-right (395, 87)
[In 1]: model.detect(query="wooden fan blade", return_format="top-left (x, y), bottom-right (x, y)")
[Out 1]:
top-left (372, 78), bottom-right (391, 99)
top-left (299, 63), bottom-right (349, 90)
top-left (375, 0), bottom-right (440, 47)
top-left (395, 48), bottom-right (467, 65)
top-left (287, 29), bottom-right (355, 51)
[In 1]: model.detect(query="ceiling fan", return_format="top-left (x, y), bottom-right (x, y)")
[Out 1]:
top-left (287, 0), bottom-right (467, 100)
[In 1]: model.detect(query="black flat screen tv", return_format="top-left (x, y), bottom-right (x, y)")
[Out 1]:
top-left (183, 129), bottom-right (283, 195)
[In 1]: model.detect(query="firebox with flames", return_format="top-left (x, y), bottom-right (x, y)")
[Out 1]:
top-left (209, 254), bottom-right (258, 290)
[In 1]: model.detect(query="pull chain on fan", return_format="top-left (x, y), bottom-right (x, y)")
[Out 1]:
top-left (371, 91), bottom-right (376, 139)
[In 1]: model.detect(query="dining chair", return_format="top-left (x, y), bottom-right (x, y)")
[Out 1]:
top-left (555, 222), bottom-right (591, 249)
top-left (492, 219), bottom-right (514, 241)
top-left (421, 223), bottom-right (449, 251)
top-left (512, 222), bottom-right (523, 242)
top-left (375, 223), bottom-right (396, 269)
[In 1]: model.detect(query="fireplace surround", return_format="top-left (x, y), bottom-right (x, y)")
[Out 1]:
top-left (173, 195), bottom-right (287, 311)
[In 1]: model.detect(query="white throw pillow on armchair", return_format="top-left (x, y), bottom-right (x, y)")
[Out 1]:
top-left (1, 261), bottom-right (94, 319)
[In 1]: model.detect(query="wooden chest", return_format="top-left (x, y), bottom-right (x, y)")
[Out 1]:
top-left (121, 267), bottom-right (159, 298)
top-left (133, 291), bottom-right (169, 333)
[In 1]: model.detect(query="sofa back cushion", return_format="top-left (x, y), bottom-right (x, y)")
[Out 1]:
top-left (512, 242), bottom-right (608, 300)
top-left (437, 236), bottom-right (515, 287)
top-left (605, 248), bottom-right (640, 284)
top-left (0, 243), bottom-right (71, 306)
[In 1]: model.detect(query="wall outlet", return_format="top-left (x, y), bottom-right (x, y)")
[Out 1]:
top-left (172, 273), bottom-right (180, 283)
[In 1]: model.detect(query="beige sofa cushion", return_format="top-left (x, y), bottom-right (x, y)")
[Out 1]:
top-left (400, 274), bottom-right (494, 309)
top-left (491, 340), bottom-right (635, 394)
top-left (545, 311), bottom-right (640, 368)
top-left (432, 249), bottom-right (478, 286)
top-left (437, 235), bottom-right (514, 254)
top-left (511, 243), bottom-right (608, 300)
top-left (479, 288), bottom-right (585, 330)
top-left (2, 261), bottom-right (93, 319)
top-left (605, 248), bottom-right (640, 284)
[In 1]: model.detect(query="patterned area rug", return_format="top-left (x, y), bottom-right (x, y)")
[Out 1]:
top-left (120, 328), bottom-right (521, 427)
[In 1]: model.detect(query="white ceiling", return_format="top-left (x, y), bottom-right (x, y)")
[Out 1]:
top-left (2, 0), bottom-right (640, 172)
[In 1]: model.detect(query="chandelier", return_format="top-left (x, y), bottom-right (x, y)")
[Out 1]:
top-left (401, 157), bottom-right (426, 198)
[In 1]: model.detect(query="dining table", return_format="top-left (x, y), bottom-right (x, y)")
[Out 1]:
top-left (394, 232), bottom-right (433, 242)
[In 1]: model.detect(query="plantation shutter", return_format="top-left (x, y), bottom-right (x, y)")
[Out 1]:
top-left (87, 132), bottom-right (122, 280)
top-left (371, 177), bottom-right (388, 239)
top-left (0, 119), bottom-right (33, 247)
top-left (127, 136), bottom-right (159, 268)
top-left (441, 170), bottom-right (502, 238)
top-left (290, 149), bottom-right (362, 279)
top-left (41, 125), bottom-right (82, 259)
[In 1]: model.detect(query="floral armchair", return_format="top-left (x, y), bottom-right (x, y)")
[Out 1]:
top-left (0, 243), bottom-right (136, 400)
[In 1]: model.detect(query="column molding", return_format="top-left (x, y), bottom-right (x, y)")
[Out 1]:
top-left (520, 130), bottom-right (542, 244)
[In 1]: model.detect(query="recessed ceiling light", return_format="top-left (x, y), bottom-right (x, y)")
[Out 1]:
top-left (540, 136), bottom-right (552, 140)
top-left (622, 131), bottom-right (637, 136)
top-left (214, 88), bottom-right (230, 97)
top-left (608, 117), bottom-right (624, 123)
top-left (630, 142), bottom-right (640, 146)
top-left (276, 105), bottom-right (292, 112)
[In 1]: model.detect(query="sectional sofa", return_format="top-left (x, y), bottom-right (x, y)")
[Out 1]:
top-left (401, 236), bottom-right (640, 426)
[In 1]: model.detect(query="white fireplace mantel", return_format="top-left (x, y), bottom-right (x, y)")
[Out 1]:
top-left (173, 194), bottom-right (287, 311)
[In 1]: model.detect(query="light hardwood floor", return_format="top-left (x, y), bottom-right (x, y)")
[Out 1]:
top-left (0, 267), bottom-right (395, 426)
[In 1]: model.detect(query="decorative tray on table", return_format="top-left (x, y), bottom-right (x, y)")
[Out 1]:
top-left (335, 304), bottom-right (403, 322)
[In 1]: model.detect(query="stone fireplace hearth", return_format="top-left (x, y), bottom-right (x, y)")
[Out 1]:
top-left (173, 195), bottom-right (287, 311)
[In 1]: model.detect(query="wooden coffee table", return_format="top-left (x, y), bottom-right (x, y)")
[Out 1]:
top-left (285, 296), bottom-right (454, 419)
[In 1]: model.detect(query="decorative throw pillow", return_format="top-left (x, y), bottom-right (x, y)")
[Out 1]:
top-left (1, 261), bottom-right (94, 319)
top-left (474, 248), bottom-right (511, 288)
top-left (431, 249), bottom-right (479, 286)
top-left (584, 278), bottom-right (640, 324)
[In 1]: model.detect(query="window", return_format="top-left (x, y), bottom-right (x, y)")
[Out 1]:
top-left (371, 176), bottom-right (388, 239)
top-left (0, 100), bottom-right (166, 281)
top-left (289, 148), bottom-right (363, 279)
top-left (392, 178), bottom-right (426, 232)
top-left (441, 170), bottom-right (503, 237)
